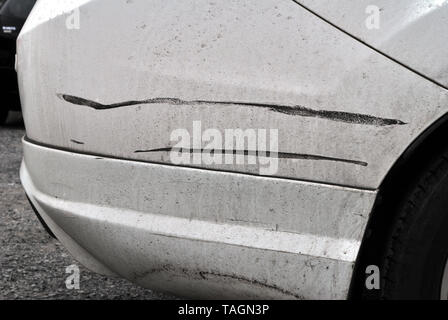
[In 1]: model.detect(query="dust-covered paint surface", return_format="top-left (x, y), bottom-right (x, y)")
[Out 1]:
top-left (0, 122), bottom-right (174, 299)
top-left (16, 0), bottom-right (448, 300)
top-left (17, 0), bottom-right (448, 189)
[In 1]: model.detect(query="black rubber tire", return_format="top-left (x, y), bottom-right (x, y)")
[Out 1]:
top-left (378, 150), bottom-right (448, 299)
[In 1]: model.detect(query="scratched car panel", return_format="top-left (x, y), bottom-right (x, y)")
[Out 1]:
top-left (17, 0), bottom-right (448, 300)
top-left (18, 0), bottom-right (448, 189)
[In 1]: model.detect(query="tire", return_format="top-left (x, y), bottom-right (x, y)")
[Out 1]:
top-left (378, 149), bottom-right (448, 299)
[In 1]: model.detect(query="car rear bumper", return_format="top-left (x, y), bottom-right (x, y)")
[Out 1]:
top-left (21, 137), bottom-right (376, 299)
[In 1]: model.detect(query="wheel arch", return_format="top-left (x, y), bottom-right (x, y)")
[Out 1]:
top-left (349, 110), bottom-right (448, 299)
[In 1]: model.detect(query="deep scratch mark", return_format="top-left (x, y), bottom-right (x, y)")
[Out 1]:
top-left (58, 94), bottom-right (406, 126)
top-left (70, 139), bottom-right (84, 145)
top-left (134, 147), bottom-right (368, 166)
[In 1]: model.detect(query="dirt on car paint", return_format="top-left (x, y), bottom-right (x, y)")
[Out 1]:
top-left (0, 117), bottom-right (176, 300)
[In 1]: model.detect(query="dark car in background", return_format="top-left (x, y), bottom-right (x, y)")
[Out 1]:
top-left (0, 0), bottom-right (36, 124)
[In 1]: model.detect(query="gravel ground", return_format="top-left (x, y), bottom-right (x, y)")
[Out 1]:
top-left (0, 113), bottom-right (173, 299)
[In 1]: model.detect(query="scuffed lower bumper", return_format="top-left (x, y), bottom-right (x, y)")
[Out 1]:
top-left (20, 138), bottom-right (377, 299)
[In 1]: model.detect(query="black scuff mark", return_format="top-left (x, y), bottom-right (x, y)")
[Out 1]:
top-left (134, 147), bottom-right (368, 167)
top-left (70, 139), bottom-right (85, 145)
top-left (130, 265), bottom-right (304, 299)
top-left (198, 270), bottom-right (304, 299)
top-left (57, 94), bottom-right (406, 126)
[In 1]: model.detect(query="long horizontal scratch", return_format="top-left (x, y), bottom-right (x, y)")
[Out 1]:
top-left (134, 147), bottom-right (368, 166)
top-left (57, 94), bottom-right (406, 126)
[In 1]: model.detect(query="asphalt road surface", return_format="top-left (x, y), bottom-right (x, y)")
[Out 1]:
top-left (0, 113), bottom-right (173, 299)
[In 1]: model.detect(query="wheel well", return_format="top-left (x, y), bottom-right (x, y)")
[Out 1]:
top-left (349, 111), bottom-right (448, 299)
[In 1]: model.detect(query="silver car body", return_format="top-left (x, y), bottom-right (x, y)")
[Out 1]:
top-left (18, 0), bottom-right (448, 299)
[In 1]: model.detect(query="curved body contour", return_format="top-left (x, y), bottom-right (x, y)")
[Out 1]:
top-left (18, 0), bottom-right (448, 299)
